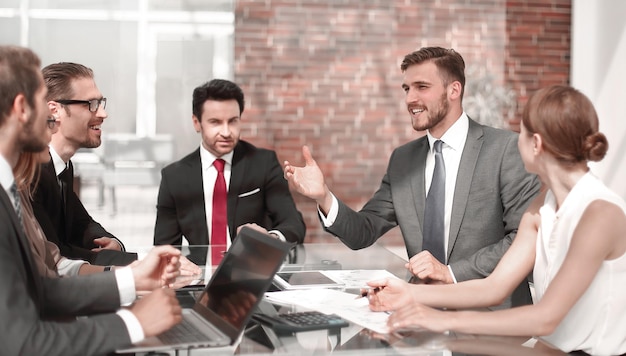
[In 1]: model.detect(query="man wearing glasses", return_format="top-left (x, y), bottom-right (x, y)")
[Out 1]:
top-left (0, 45), bottom-right (184, 355)
top-left (31, 62), bottom-right (136, 265)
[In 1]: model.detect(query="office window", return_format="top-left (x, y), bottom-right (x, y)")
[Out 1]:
top-left (0, 0), bottom-right (234, 157)
top-left (1, 1), bottom-right (234, 243)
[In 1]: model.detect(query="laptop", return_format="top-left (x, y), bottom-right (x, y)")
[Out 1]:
top-left (117, 227), bottom-right (293, 353)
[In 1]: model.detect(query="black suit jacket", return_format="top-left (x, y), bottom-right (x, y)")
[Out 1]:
top-left (0, 186), bottom-right (132, 355)
top-left (31, 158), bottom-right (136, 265)
top-left (154, 140), bottom-right (306, 246)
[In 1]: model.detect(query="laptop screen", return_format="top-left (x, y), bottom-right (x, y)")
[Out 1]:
top-left (194, 227), bottom-right (292, 334)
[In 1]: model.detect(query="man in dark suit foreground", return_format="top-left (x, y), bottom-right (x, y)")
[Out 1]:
top-left (0, 45), bottom-right (182, 356)
top-left (154, 79), bottom-right (305, 252)
top-left (284, 47), bottom-right (540, 309)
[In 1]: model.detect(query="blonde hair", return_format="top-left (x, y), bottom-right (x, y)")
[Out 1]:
top-left (14, 151), bottom-right (41, 199)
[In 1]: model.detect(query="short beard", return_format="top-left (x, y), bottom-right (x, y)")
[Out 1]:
top-left (21, 138), bottom-right (47, 153)
top-left (81, 137), bottom-right (102, 149)
top-left (65, 108), bottom-right (102, 149)
top-left (412, 92), bottom-right (449, 132)
top-left (21, 111), bottom-right (48, 153)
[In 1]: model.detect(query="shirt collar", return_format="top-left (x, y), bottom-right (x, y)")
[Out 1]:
top-left (48, 145), bottom-right (68, 176)
top-left (0, 154), bottom-right (15, 192)
top-left (199, 143), bottom-right (234, 171)
top-left (426, 112), bottom-right (469, 153)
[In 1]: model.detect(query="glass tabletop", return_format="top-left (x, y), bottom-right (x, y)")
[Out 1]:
top-left (146, 243), bottom-right (409, 274)
top-left (130, 243), bottom-right (565, 356)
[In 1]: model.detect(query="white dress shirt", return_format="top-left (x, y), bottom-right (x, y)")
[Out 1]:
top-left (198, 143), bottom-right (286, 249)
top-left (424, 113), bottom-right (469, 261)
top-left (200, 143), bottom-right (234, 250)
top-left (320, 113), bottom-right (470, 280)
top-left (48, 146), bottom-right (67, 177)
top-left (49, 145), bottom-right (124, 253)
top-left (0, 155), bottom-right (17, 209)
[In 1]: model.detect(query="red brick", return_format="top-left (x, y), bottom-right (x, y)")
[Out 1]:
top-left (235, 0), bottom-right (571, 244)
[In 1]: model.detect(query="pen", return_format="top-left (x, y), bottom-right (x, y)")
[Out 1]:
top-left (355, 287), bottom-right (381, 299)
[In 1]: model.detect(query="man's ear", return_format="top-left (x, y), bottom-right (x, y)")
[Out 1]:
top-left (14, 93), bottom-right (29, 124)
top-left (192, 115), bottom-right (201, 133)
top-left (48, 101), bottom-right (59, 118)
top-left (448, 81), bottom-right (462, 101)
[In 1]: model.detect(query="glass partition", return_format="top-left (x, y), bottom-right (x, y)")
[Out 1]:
top-left (0, 0), bottom-right (234, 157)
top-left (0, 1), bottom-right (235, 229)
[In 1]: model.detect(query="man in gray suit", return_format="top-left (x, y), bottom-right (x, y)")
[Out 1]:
top-left (284, 47), bottom-right (540, 308)
top-left (0, 45), bottom-right (182, 355)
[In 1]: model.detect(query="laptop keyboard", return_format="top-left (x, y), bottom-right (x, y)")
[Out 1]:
top-left (158, 314), bottom-right (222, 345)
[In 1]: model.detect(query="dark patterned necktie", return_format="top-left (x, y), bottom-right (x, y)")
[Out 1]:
top-left (10, 182), bottom-right (22, 223)
top-left (211, 159), bottom-right (227, 266)
top-left (58, 163), bottom-right (72, 216)
top-left (423, 140), bottom-right (446, 263)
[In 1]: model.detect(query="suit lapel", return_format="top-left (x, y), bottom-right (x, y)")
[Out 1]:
top-left (228, 144), bottom-right (247, 240)
top-left (410, 138), bottom-right (429, 230)
top-left (185, 149), bottom-right (209, 243)
top-left (59, 160), bottom-right (73, 240)
top-left (61, 161), bottom-right (73, 227)
top-left (0, 188), bottom-right (42, 300)
top-left (403, 138), bottom-right (429, 256)
top-left (448, 119), bottom-right (484, 255)
top-left (42, 158), bottom-right (70, 243)
top-left (66, 160), bottom-right (74, 199)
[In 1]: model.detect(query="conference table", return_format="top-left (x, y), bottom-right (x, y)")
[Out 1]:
top-left (139, 242), bottom-right (567, 356)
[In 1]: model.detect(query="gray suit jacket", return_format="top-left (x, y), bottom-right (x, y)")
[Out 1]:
top-left (328, 119), bottom-right (540, 308)
top-left (0, 187), bottom-right (132, 355)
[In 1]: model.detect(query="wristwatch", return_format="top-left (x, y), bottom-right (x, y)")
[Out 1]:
top-left (103, 266), bottom-right (112, 272)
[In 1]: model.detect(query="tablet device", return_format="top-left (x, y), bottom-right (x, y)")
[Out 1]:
top-left (273, 270), bottom-right (344, 289)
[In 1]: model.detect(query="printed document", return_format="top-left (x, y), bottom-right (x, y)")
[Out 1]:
top-left (264, 288), bottom-right (390, 334)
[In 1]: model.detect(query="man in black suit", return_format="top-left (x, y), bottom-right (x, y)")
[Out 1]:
top-left (31, 62), bottom-right (135, 265)
top-left (0, 44), bottom-right (182, 356)
top-left (154, 79), bottom-right (306, 249)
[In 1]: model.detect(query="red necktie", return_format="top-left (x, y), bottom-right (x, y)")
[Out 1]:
top-left (211, 159), bottom-right (227, 265)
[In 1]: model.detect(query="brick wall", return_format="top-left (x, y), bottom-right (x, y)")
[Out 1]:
top-left (234, 0), bottom-right (571, 243)
top-left (505, 0), bottom-right (571, 130)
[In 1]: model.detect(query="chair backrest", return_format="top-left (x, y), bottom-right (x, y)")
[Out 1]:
top-left (101, 133), bottom-right (175, 187)
top-left (101, 133), bottom-right (175, 166)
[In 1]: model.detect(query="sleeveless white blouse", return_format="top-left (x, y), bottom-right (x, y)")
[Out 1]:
top-left (534, 172), bottom-right (626, 355)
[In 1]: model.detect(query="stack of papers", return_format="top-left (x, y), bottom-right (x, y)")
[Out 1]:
top-left (264, 288), bottom-right (391, 334)
top-left (274, 269), bottom-right (399, 290)
top-left (321, 269), bottom-right (398, 288)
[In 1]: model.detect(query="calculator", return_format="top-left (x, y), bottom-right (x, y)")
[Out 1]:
top-left (252, 311), bottom-right (349, 332)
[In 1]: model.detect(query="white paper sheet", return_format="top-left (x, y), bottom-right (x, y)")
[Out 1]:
top-left (264, 289), bottom-right (390, 334)
top-left (321, 269), bottom-right (399, 289)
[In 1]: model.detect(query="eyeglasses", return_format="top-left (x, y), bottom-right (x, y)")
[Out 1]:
top-left (55, 98), bottom-right (107, 113)
top-left (46, 117), bottom-right (57, 129)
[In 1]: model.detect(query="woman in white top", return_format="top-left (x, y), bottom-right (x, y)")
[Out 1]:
top-left (366, 85), bottom-right (626, 355)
